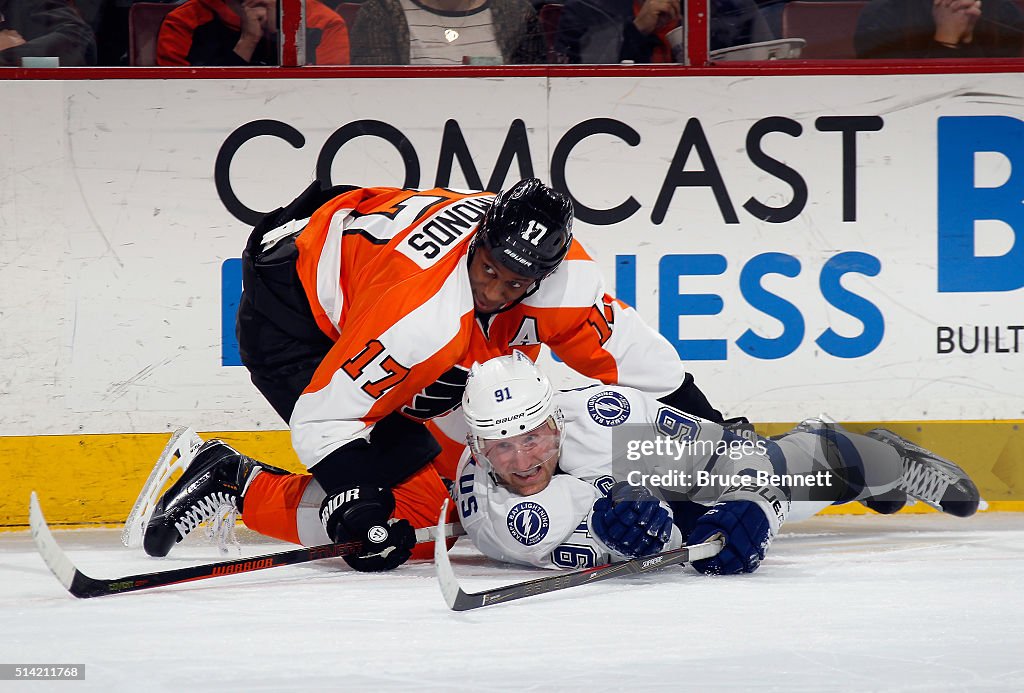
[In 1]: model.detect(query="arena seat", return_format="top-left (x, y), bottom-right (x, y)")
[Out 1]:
top-left (129, 2), bottom-right (184, 66)
top-left (781, 1), bottom-right (868, 59)
top-left (539, 3), bottom-right (564, 63)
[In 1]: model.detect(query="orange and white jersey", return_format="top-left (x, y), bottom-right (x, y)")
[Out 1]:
top-left (288, 186), bottom-right (685, 472)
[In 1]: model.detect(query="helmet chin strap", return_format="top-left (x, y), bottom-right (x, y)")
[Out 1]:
top-left (487, 281), bottom-right (542, 316)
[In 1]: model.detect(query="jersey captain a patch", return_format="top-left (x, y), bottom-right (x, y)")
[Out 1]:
top-left (506, 501), bottom-right (550, 546)
top-left (587, 391), bottom-right (630, 427)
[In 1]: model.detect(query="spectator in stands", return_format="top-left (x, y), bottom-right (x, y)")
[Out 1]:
top-left (156, 0), bottom-right (350, 65)
top-left (753, 0), bottom-right (784, 39)
top-left (70, 0), bottom-right (126, 65)
top-left (553, 0), bottom-right (773, 63)
top-left (349, 0), bottom-right (545, 64)
top-left (855, 0), bottom-right (1024, 58)
top-left (0, 0), bottom-right (96, 66)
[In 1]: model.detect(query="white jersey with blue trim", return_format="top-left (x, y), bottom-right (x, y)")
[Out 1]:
top-left (452, 384), bottom-right (790, 569)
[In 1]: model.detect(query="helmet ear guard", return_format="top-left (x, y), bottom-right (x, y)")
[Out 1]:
top-left (476, 178), bottom-right (574, 282)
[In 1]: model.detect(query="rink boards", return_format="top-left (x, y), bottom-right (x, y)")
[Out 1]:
top-left (2, 73), bottom-right (1023, 525)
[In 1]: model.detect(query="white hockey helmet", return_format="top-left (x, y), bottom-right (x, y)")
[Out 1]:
top-left (462, 351), bottom-right (564, 471)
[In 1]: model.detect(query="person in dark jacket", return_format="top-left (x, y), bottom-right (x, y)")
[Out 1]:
top-left (855, 0), bottom-right (1024, 58)
top-left (0, 0), bottom-right (96, 66)
top-left (552, 0), bottom-right (772, 63)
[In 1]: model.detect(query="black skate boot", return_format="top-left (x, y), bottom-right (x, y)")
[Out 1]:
top-left (864, 429), bottom-right (980, 518)
top-left (860, 487), bottom-right (909, 515)
top-left (143, 440), bottom-right (286, 557)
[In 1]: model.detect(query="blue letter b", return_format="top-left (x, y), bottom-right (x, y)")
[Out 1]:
top-left (938, 115), bottom-right (1024, 292)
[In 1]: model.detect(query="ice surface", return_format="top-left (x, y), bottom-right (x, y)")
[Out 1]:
top-left (3, 513), bottom-right (1023, 692)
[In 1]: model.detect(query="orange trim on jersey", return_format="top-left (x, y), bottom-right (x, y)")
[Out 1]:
top-left (294, 188), bottom-right (399, 339)
top-left (241, 466), bottom-right (456, 559)
top-left (393, 464), bottom-right (459, 560)
top-left (295, 187), bottom-right (487, 342)
top-left (240, 470), bottom-right (313, 545)
top-left (304, 307), bottom-right (478, 436)
top-left (537, 304), bottom-right (621, 383)
top-left (563, 237), bottom-right (593, 262)
top-left (300, 217), bottom-right (477, 398)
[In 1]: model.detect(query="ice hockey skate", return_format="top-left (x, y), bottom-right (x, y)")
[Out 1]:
top-left (865, 429), bottom-right (980, 517)
top-left (859, 487), bottom-right (910, 515)
top-left (786, 417), bottom-right (913, 515)
top-left (142, 438), bottom-right (285, 557)
top-left (122, 427), bottom-right (205, 548)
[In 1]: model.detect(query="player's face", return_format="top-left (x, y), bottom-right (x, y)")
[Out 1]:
top-left (483, 421), bottom-right (560, 496)
top-left (468, 246), bottom-right (535, 314)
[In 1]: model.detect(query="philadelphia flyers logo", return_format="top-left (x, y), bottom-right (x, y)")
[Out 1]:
top-left (401, 365), bottom-right (470, 420)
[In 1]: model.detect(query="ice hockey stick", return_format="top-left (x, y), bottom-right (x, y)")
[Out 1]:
top-left (30, 491), bottom-right (465, 598)
top-left (434, 499), bottom-right (724, 611)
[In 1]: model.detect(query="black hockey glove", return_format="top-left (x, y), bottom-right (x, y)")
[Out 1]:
top-left (722, 416), bottom-right (758, 443)
top-left (319, 486), bottom-right (416, 572)
top-left (658, 373), bottom-right (724, 424)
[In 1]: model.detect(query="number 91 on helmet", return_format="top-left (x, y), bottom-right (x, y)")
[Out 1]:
top-left (462, 352), bottom-right (565, 496)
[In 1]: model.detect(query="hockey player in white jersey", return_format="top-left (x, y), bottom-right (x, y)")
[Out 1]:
top-left (452, 353), bottom-right (981, 574)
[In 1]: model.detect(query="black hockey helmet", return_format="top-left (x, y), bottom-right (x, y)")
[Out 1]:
top-left (475, 178), bottom-right (574, 281)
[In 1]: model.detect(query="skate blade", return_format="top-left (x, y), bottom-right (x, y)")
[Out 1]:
top-left (121, 427), bottom-right (203, 548)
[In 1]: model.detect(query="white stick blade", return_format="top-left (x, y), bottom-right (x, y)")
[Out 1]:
top-left (433, 499), bottom-right (463, 610)
top-left (29, 491), bottom-right (77, 590)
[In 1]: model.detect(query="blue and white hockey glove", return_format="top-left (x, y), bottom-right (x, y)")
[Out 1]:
top-left (590, 481), bottom-right (674, 558)
top-left (688, 500), bottom-right (771, 575)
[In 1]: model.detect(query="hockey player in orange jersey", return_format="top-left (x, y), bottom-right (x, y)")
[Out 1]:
top-left (131, 178), bottom-right (730, 572)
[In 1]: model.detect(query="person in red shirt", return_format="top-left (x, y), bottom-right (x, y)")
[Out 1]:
top-left (132, 179), bottom-right (729, 572)
top-left (156, 0), bottom-right (349, 65)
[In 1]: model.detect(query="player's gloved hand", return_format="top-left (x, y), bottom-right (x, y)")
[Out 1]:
top-left (319, 486), bottom-right (416, 572)
top-left (688, 500), bottom-right (771, 575)
top-left (590, 481), bottom-right (674, 558)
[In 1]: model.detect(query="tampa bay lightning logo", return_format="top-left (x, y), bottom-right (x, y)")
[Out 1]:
top-left (587, 391), bottom-right (630, 427)
top-left (506, 502), bottom-right (550, 546)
